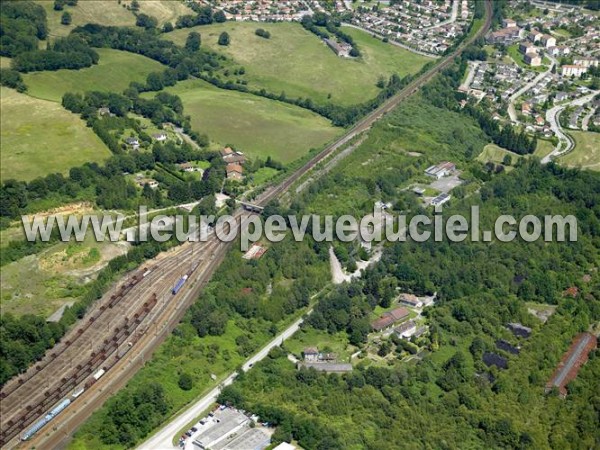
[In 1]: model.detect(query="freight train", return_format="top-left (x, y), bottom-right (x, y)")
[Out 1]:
top-left (172, 275), bottom-right (188, 295)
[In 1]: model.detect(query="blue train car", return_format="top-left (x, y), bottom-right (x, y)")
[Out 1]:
top-left (21, 398), bottom-right (71, 441)
top-left (172, 275), bottom-right (188, 295)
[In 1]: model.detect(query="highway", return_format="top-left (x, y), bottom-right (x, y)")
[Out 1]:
top-left (1, 2), bottom-right (492, 448)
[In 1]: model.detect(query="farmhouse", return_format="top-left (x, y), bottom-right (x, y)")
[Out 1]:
top-left (394, 320), bottom-right (418, 339)
top-left (303, 347), bottom-right (319, 362)
top-left (425, 161), bottom-right (456, 179)
top-left (152, 132), bottom-right (167, 142)
top-left (125, 137), bottom-right (139, 150)
top-left (371, 307), bottom-right (410, 331)
top-left (323, 38), bottom-right (352, 57)
top-left (226, 163), bottom-right (244, 181)
top-left (398, 293), bottom-right (422, 308)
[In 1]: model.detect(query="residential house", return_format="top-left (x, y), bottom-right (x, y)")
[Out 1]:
top-left (502, 18), bottom-right (516, 28)
top-left (554, 91), bottom-right (568, 103)
top-left (226, 163), bottom-right (244, 181)
top-left (534, 115), bottom-right (545, 126)
top-left (521, 101), bottom-right (533, 115)
top-left (125, 137), bottom-right (140, 150)
top-left (519, 42), bottom-right (537, 55)
top-left (524, 53), bottom-right (542, 66)
top-left (529, 29), bottom-right (543, 43)
top-left (303, 347), bottom-right (319, 362)
top-left (152, 132), bottom-right (167, 142)
top-left (540, 34), bottom-right (557, 48)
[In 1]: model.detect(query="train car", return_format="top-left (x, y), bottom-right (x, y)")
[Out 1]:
top-left (172, 275), bottom-right (189, 295)
top-left (142, 268), bottom-right (151, 277)
top-left (72, 387), bottom-right (84, 399)
top-left (93, 369), bottom-right (105, 381)
top-left (21, 399), bottom-right (71, 441)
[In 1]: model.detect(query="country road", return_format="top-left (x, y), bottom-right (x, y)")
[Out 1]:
top-left (137, 314), bottom-right (309, 450)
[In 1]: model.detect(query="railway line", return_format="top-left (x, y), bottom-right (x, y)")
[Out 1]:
top-left (1, 3), bottom-right (492, 448)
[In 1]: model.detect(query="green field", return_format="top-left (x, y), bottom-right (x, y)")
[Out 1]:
top-left (559, 131), bottom-right (600, 171)
top-left (477, 143), bottom-right (520, 166)
top-left (157, 79), bottom-right (341, 163)
top-left (23, 48), bottom-right (165, 102)
top-left (163, 22), bottom-right (432, 106)
top-left (1, 87), bottom-right (111, 181)
top-left (0, 57), bottom-right (11, 69)
top-left (37, 0), bottom-right (136, 39)
top-left (534, 139), bottom-right (555, 159)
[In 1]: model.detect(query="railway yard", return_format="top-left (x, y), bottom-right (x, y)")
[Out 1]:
top-left (0, 3), bottom-right (492, 448)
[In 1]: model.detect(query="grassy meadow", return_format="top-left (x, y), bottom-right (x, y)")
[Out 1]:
top-left (156, 79), bottom-right (341, 163)
top-left (559, 131), bottom-right (600, 170)
top-left (163, 22), bottom-right (432, 106)
top-left (0, 236), bottom-right (129, 317)
top-left (23, 48), bottom-right (165, 102)
top-left (0, 87), bottom-right (111, 181)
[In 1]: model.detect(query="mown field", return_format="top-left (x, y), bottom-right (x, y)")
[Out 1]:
top-left (163, 22), bottom-right (432, 106)
top-left (156, 79), bottom-right (342, 163)
top-left (22, 48), bottom-right (166, 102)
top-left (0, 87), bottom-right (111, 181)
top-left (559, 131), bottom-right (600, 171)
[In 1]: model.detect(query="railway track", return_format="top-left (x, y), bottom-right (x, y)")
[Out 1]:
top-left (1, 4), bottom-right (492, 448)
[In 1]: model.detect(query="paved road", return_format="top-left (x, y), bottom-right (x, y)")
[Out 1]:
top-left (507, 55), bottom-right (557, 123)
top-left (137, 313), bottom-right (310, 450)
top-left (342, 23), bottom-right (439, 58)
top-left (542, 91), bottom-right (598, 163)
top-left (581, 106), bottom-right (596, 131)
top-left (423, 0), bottom-right (459, 31)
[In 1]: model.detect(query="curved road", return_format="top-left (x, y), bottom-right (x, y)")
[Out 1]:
top-left (138, 3), bottom-right (494, 449)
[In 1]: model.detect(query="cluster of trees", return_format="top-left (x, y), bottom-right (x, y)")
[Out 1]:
top-left (12, 35), bottom-right (99, 72)
top-left (0, 1), bottom-right (47, 57)
top-left (0, 69), bottom-right (26, 92)
top-left (300, 12), bottom-right (361, 57)
top-left (53, 0), bottom-right (77, 10)
top-left (99, 382), bottom-right (170, 446)
top-left (467, 106), bottom-right (537, 155)
top-left (72, 24), bottom-right (222, 75)
top-left (255, 28), bottom-right (271, 39)
top-left (174, 4), bottom-right (225, 29)
top-left (0, 314), bottom-right (66, 385)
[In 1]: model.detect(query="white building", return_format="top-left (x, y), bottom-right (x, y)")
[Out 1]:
top-left (561, 65), bottom-right (587, 77)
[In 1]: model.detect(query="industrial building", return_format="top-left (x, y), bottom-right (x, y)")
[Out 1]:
top-left (545, 333), bottom-right (597, 398)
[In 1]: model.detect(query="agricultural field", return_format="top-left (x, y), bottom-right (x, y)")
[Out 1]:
top-left (163, 22), bottom-right (432, 106)
top-left (0, 87), bottom-right (112, 181)
top-left (559, 131), bottom-right (600, 171)
top-left (23, 48), bottom-right (166, 102)
top-left (1, 236), bottom-right (129, 317)
top-left (156, 79), bottom-right (341, 163)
